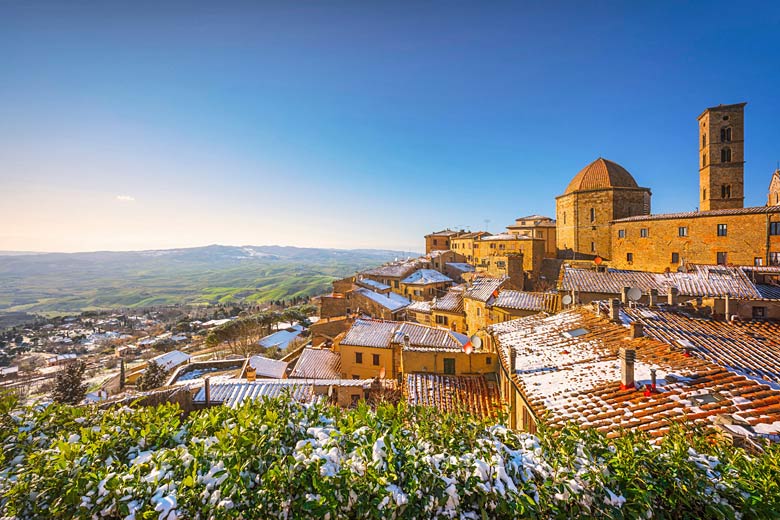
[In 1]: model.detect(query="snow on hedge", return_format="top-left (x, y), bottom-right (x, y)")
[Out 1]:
top-left (0, 393), bottom-right (778, 519)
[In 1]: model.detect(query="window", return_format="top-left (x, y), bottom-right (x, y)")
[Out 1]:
top-left (352, 375), bottom-right (360, 380)
top-left (618, 229), bottom-right (626, 238)
top-left (702, 133), bottom-right (707, 147)
top-left (591, 242), bottom-right (595, 252)
top-left (372, 354), bottom-right (380, 366)
top-left (771, 252), bottom-right (780, 266)
top-left (640, 228), bottom-right (649, 238)
top-left (678, 226), bottom-right (688, 237)
top-left (721, 184), bottom-right (731, 199)
top-left (432, 239), bottom-right (437, 245)
top-left (702, 153), bottom-right (707, 167)
top-left (721, 126), bottom-right (732, 142)
top-left (703, 188), bottom-right (707, 200)
top-left (671, 252), bottom-right (680, 264)
top-left (563, 213), bottom-right (566, 225)
top-left (435, 315), bottom-right (448, 325)
top-left (590, 208), bottom-right (596, 222)
top-left (350, 393), bottom-right (361, 405)
top-left (717, 224), bottom-right (727, 236)
top-left (355, 352), bottom-right (363, 364)
top-left (626, 252), bottom-right (634, 263)
top-left (753, 307), bottom-right (767, 319)
top-left (476, 307), bottom-right (481, 317)
top-left (755, 257), bottom-right (763, 266)
top-left (486, 357), bottom-right (492, 365)
top-left (721, 147), bottom-right (731, 163)
top-left (717, 252), bottom-right (728, 265)
top-left (443, 358), bottom-right (455, 375)
top-left (770, 222), bottom-right (780, 235)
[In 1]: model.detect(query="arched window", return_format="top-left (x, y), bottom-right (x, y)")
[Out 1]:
top-left (702, 153), bottom-right (707, 166)
top-left (721, 184), bottom-right (731, 199)
top-left (702, 133), bottom-right (707, 147)
top-left (721, 147), bottom-right (732, 163)
top-left (703, 188), bottom-right (707, 200)
top-left (720, 127), bottom-right (732, 142)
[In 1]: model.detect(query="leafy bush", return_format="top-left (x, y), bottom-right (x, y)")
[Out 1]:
top-left (0, 392), bottom-right (778, 519)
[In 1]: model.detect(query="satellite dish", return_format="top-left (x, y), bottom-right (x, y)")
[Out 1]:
top-left (469, 335), bottom-right (482, 350)
top-left (627, 287), bottom-right (642, 302)
top-left (562, 294), bottom-right (573, 306)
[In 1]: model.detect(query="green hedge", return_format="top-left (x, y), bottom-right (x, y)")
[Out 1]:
top-left (0, 393), bottom-right (778, 519)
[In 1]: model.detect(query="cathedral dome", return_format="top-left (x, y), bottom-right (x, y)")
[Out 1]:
top-left (564, 158), bottom-right (639, 195)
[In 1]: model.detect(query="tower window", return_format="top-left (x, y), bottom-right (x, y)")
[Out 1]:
top-left (703, 188), bottom-right (707, 200)
top-left (721, 185), bottom-right (731, 199)
top-left (618, 229), bottom-right (626, 238)
top-left (702, 133), bottom-right (707, 148)
top-left (702, 153), bottom-right (707, 167)
top-left (720, 127), bottom-right (732, 142)
top-left (721, 147), bottom-right (732, 163)
top-left (717, 224), bottom-right (728, 236)
top-left (590, 208), bottom-right (596, 222)
top-left (770, 222), bottom-right (780, 235)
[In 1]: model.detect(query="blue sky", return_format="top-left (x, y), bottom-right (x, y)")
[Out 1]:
top-left (1, 1), bottom-right (779, 253)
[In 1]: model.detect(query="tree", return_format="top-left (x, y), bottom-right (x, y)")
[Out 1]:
top-left (51, 360), bottom-right (88, 404)
top-left (137, 361), bottom-right (168, 391)
top-left (205, 315), bottom-right (266, 357)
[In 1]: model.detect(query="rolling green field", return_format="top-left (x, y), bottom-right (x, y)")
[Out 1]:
top-left (0, 245), bottom-right (412, 314)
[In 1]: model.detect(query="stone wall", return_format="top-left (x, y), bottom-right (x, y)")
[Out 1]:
top-left (611, 209), bottom-right (780, 272)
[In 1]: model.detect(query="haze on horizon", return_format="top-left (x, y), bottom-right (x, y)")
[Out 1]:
top-left (2, 1), bottom-right (779, 254)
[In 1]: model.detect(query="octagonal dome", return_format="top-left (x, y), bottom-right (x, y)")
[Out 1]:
top-left (564, 158), bottom-right (639, 195)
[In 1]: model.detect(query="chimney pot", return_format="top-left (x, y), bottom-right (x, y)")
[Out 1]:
top-left (629, 322), bottom-right (644, 338)
top-left (609, 299), bottom-right (621, 323)
top-left (724, 295), bottom-right (731, 321)
top-left (619, 348), bottom-right (636, 388)
top-left (648, 289), bottom-right (657, 307)
top-left (668, 287), bottom-right (679, 306)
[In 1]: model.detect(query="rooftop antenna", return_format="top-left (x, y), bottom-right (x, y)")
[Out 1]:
top-left (484, 219), bottom-right (491, 232)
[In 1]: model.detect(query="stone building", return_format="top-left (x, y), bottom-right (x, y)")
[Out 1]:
top-left (768, 169), bottom-right (780, 206)
top-left (424, 229), bottom-right (463, 254)
top-left (506, 215), bottom-right (557, 258)
top-left (556, 157), bottom-right (651, 261)
top-left (699, 103), bottom-right (746, 211)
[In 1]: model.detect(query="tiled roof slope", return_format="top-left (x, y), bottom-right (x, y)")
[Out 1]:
top-left (493, 290), bottom-right (561, 313)
top-left (602, 302), bottom-right (780, 388)
top-left (406, 300), bottom-right (432, 314)
top-left (489, 308), bottom-right (780, 438)
top-left (352, 287), bottom-right (410, 312)
top-left (402, 269), bottom-right (453, 285)
top-left (362, 259), bottom-right (426, 278)
top-left (404, 373), bottom-right (501, 419)
top-left (431, 287), bottom-right (464, 313)
top-left (464, 276), bottom-right (507, 303)
top-left (339, 319), bottom-right (471, 352)
top-left (561, 265), bottom-right (761, 298)
top-left (563, 158), bottom-right (640, 195)
top-left (288, 348), bottom-right (341, 379)
top-left (613, 205), bottom-right (780, 223)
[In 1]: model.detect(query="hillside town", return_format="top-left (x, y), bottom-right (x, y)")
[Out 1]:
top-left (4, 102), bottom-right (779, 452)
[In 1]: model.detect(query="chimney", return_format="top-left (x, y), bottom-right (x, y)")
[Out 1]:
top-left (667, 287), bottom-right (679, 306)
top-left (204, 376), bottom-right (211, 406)
top-left (621, 287), bottom-right (630, 304)
top-left (648, 289), bottom-right (657, 307)
top-left (650, 368), bottom-right (657, 391)
top-left (629, 322), bottom-right (644, 338)
top-left (609, 299), bottom-right (621, 323)
top-left (724, 295), bottom-right (731, 321)
top-left (619, 348), bottom-right (636, 389)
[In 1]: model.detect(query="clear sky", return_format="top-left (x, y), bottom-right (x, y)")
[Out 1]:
top-left (1, 1), bottom-right (779, 253)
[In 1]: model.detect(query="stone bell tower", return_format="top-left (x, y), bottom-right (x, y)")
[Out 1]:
top-left (698, 103), bottom-right (746, 211)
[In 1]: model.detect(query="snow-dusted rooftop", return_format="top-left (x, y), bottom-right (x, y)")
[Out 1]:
top-left (248, 355), bottom-right (290, 379)
top-left (401, 269), bottom-right (453, 285)
top-left (258, 325), bottom-right (304, 350)
top-left (353, 287), bottom-right (411, 312)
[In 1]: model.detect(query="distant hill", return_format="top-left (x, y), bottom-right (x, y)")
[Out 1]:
top-left (0, 245), bottom-right (418, 314)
